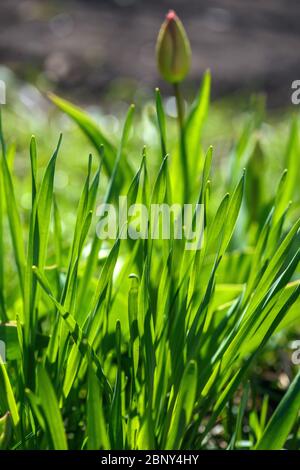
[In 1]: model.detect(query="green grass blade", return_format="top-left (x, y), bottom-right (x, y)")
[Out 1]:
top-left (48, 93), bottom-right (131, 187)
top-left (109, 321), bottom-right (123, 449)
top-left (32, 265), bottom-right (112, 400)
top-left (220, 170), bottom-right (245, 255)
top-left (1, 144), bottom-right (25, 298)
top-left (37, 365), bottom-right (68, 450)
top-left (87, 361), bottom-right (110, 450)
top-left (0, 363), bottom-right (20, 427)
top-left (256, 370), bottom-right (300, 450)
top-left (165, 360), bottom-right (197, 449)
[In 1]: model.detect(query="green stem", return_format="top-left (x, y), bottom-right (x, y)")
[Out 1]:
top-left (173, 83), bottom-right (189, 202)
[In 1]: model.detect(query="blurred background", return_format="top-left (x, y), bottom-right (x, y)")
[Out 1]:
top-left (1, 0), bottom-right (300, 107)
top-left (0, 0), bottom-right (298, 210)
top-left (1, 3), bottom-right (300, 448)
top-left (0, 0), bottom-right (299, 226)
top-left (0, 0), bottom-right (299, 381)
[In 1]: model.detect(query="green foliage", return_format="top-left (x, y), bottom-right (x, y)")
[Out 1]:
top-left (0, 74), bottom-right (299, 450)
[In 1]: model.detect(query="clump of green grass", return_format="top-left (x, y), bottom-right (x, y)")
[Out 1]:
top-left (0, 12), bottom-right (300, 451)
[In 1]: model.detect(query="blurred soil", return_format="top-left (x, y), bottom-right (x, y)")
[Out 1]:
top-left (0, 0), bottom-right (300, 106)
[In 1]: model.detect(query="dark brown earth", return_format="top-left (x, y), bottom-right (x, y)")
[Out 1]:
top-left (0, 0), bottom-right (300, 106)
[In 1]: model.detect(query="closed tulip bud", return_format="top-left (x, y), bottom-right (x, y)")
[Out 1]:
top-left (156, 10), bottom-right (191, 84)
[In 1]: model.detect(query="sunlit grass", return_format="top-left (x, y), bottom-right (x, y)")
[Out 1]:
top-left (0, 64), bottom-right (300, 450)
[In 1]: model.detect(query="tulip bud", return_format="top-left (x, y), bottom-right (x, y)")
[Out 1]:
top-left (156, 10), bottom-right (191, 84)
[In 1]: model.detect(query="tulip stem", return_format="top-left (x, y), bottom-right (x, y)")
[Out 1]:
top-left (173, 83), bottom-right (189, 202)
